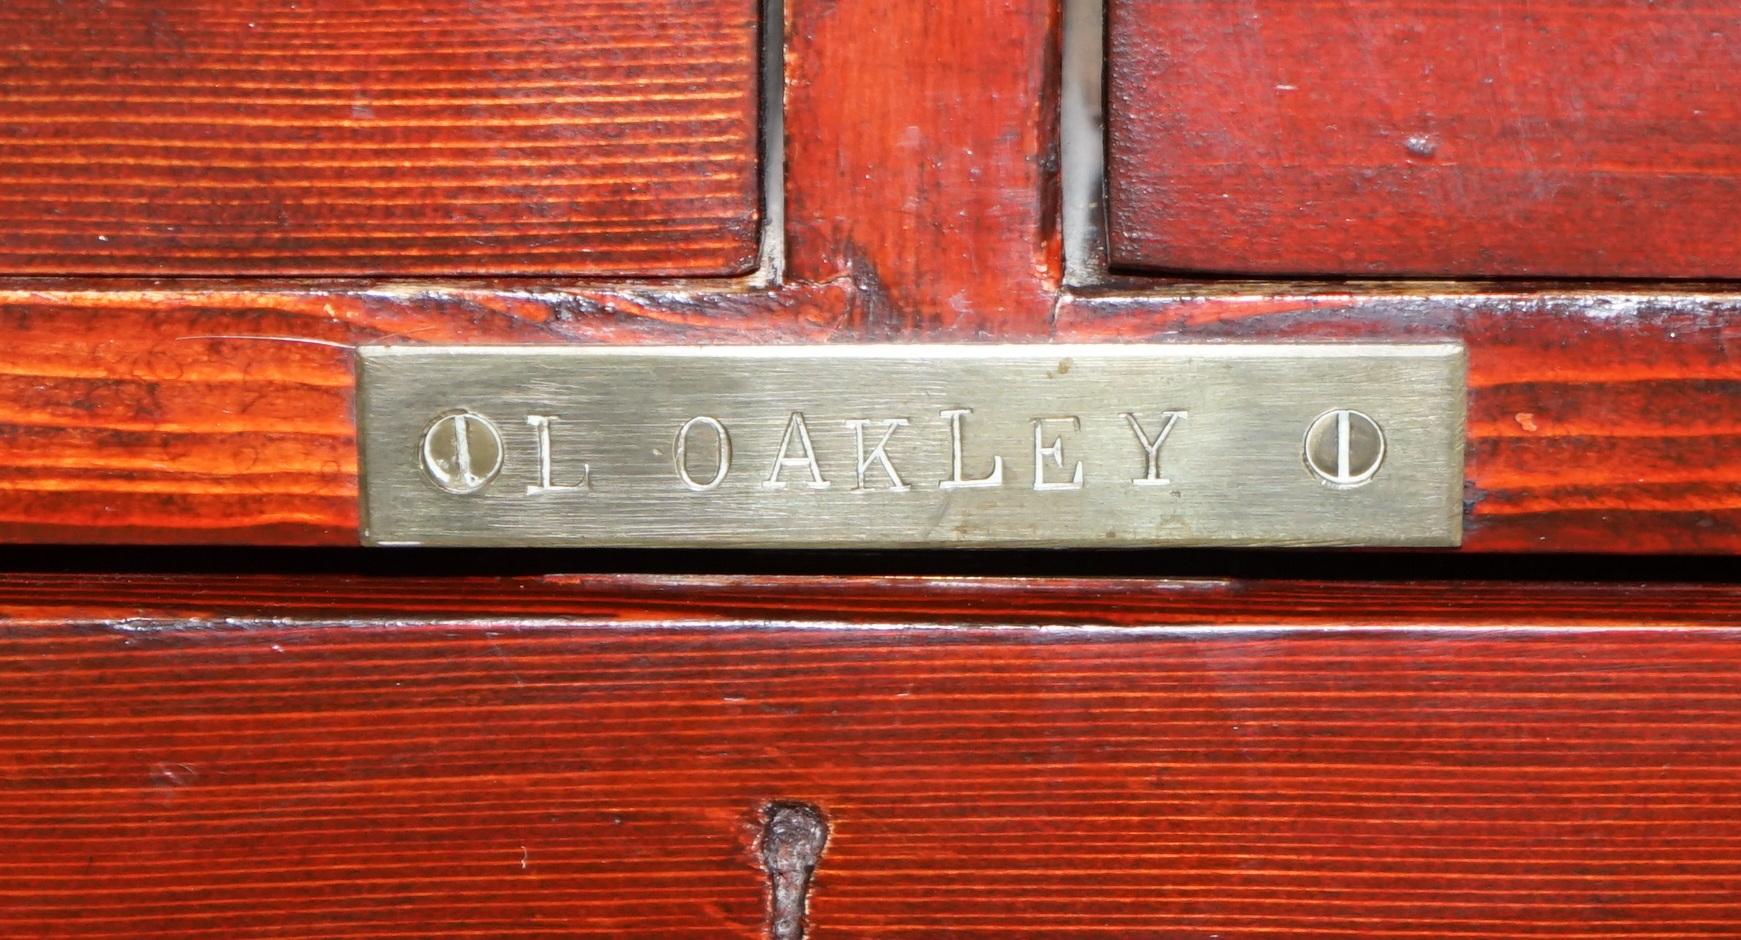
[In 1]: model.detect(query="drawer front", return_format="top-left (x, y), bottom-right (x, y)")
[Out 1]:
top-left (0, 0), bottom-right (761, 276)
top-left (5, 575), bottom-right (1741, 937)
top-left (1106, 0), bottom-right (1741, 278)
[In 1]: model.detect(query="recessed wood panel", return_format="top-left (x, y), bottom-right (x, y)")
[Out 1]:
top-left (0, 0), bottom-right (760, 276)
top-left (5, 576), bottom-right (1741, 937)
top-left (1106, 0), bottom-right (1741, 278)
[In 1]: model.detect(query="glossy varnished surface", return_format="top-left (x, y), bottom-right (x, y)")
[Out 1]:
top-left (0, 0), bottom-right (1737, 552)
top-left (5, 575), bottom-right (1741, 937)
top-left (0, 0), bottom-right (761, 275)
top-left (782, 0), bottom-right (1061, 335)
top-left (4, 284), bottom-right (1737, 552)
top-left (1105, 0), bottom-right (1741, 277)
top-left (0, 281), bottom-right (848, 545)
top-left (1058, 289), bottom-right (1741, 554)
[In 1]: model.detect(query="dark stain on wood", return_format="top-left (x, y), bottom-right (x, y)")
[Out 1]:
top-left (759, 802), bottom-right (830, 940)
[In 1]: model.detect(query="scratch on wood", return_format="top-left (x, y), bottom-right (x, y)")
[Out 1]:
top-left (175, 335), bottom-right (358, 350)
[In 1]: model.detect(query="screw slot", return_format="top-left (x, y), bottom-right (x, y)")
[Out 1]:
top-left (1304, 409), bottom-right (1385, 488)
top-left (419, 410), bottom-right (504, 495)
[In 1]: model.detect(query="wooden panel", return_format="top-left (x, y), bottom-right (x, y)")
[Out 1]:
top-left (0, 0), bottom-right (1077, 545)
top-left (5, 575), bottom-right (1741, 937)
top-left (0, 281), bottom-right (852, 545)
top-left (0, 0), bottom-right (1737, 554)
top-left (1057, 289), bottom-right (1741, 554)
top-left (0, 0), bottom-right (760, 276)
top-left (782, 0), bottom-right (1061, 336)
top-left (1105, 0), bottom-right (1741, 278)
top-left (6, 284), bottom-right (1739, 552)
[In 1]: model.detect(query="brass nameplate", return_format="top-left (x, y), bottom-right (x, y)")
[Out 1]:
top-left (358, 344), bottom-right (1465, 548)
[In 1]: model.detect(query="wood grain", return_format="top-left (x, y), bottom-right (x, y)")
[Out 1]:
top-left (5, 574), bottom-right (1741, 937)
top-left (5, 283), bottom-right (1738, 552)
top-left (782, 0), bottom-right (1061, 336)
top-left (1057, 288), bottom-right (1741, 553)
top-left (0, 281), bottom-right (852, 544)
top-left (1105, 0), bottom-right (1741, 277)
top-left (1, 0), bottom-right (1739, 553)
top-left (0, 0), bottom-right (761, 276)
top-left (0, 0), bottom-right (1075, 544)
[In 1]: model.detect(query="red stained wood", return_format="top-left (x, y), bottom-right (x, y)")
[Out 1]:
top-left (0, 0), bottom-right (761, 276)
top-left (1105, 0), bottom-right (1741, 277)
top-left (1056, 288), bottom-right (1741, 553)
top-left (0, 281), bottom-right (853, 544)
top-left (0, 0), bottom-right (1737, 553)
top-left (782, 0), bottom-right (1061, 336)
top-left (5, 575), bottom-right (1741, 937)
top-left (5, 283), bottom-right (1738, 552)
top-left (0, 0), bottom-right (1075, 545)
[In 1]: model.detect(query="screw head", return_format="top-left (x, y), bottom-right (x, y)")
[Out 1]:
top-left (420, 410), bottom-right (503, 494)
top-left (1304, 409), bottom-right (1385, 488)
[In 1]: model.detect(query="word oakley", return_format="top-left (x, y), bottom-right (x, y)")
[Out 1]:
top-left (359, 344), bottom-right (1463, 548)
top-left (421, 408), bottom-right (1193, 496)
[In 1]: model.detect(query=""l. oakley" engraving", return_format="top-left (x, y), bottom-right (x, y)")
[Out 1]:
top-left (420, 407), bottom-right (1201, 498)
top-left (361, 344), bottom-right (1466, 548)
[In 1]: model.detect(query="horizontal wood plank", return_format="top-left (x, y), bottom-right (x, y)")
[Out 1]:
top-left (0, 282), bottom-right (852, 544)
top-left (4, 575), bottom-right (1741, 937)
top-left (5, 283), bottom-right (1738, 552)
top-left (1105, 0), bottom-right (1741, 277)
top-left (1058, 288), bottom-right (1741, 553)
top-left (0, 0), bottom-right (761, 276)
